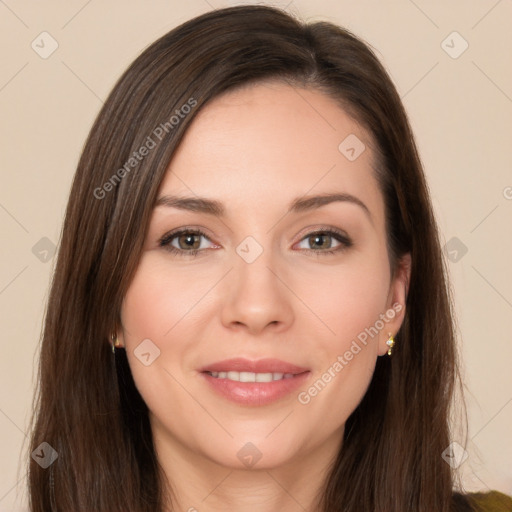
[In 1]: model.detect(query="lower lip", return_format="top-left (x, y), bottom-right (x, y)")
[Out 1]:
top-left (200, 371), bottom-right (311, 406)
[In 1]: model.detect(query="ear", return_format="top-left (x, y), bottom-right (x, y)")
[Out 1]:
top-left (378, 252), bottom-right (411, 356)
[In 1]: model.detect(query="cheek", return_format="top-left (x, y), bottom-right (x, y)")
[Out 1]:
top-left (119, 256), bottom-right (215, 438)
top-left (119, 256), bottom-right (205, 395)
top-left (121, 255), bottom-right (214, 342)
top-left (295, 253), bottom-right (390, 344)
top-left (290, 254), bottom-right (389, 425)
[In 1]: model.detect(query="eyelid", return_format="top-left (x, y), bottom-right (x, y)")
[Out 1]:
top-left (293, 224), bottom-right (351, 244)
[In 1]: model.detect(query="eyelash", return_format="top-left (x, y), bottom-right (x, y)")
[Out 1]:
top-left (158, 226), bottom-right (353, 258)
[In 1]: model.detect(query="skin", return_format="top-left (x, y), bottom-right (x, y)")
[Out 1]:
top-left (117, 81), bottom-right (411, 512)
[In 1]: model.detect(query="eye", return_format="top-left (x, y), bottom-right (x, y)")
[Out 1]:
top-left (158, 227), bottom-right (352, 258)
top-left (295, 228), bottom-right (352, 256)
top-left (159, 228), bottom-right (217, 257)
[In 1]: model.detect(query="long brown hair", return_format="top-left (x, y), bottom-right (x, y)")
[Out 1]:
top-left (27, 5), bottom-right (474, 511)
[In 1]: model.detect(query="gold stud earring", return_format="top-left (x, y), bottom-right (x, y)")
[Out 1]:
top-left (386, 333), bottom-right (395, 356)
top-left (111, 332), bottom-right (120, 354)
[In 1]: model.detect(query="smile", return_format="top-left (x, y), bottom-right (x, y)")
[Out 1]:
top-left (205, 371), bottom-right (296, 382)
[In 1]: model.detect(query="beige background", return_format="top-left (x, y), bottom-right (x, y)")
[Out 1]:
top-left (1, 0), bottom-right (511, 509)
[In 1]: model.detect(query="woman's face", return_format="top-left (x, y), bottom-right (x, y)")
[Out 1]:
top-left (119, 81), bottom-right (409, 471)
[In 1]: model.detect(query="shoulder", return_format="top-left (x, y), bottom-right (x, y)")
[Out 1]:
top-left (465, 491), bottom-right (512, 512)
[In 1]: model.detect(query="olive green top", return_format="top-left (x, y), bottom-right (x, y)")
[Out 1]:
top-left (469, 491), bottom-right (512, 511)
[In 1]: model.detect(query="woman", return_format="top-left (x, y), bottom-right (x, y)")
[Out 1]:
top-left (27, 5), bottom-right (511, 511)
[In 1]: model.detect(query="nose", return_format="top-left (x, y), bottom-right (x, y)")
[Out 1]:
top-left (220, 250), bottom-right (294, 335)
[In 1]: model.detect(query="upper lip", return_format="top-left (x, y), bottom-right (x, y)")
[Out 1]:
top-left (199, 358), bottom-right (310, 375)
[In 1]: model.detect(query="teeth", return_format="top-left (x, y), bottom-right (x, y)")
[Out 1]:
top-left (208, 371), bottom-right (295, 382)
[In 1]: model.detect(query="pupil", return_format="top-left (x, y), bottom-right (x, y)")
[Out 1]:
top-left (311, 234), bottom-right (330, 249)
top-left (180, 234), bottom-right (199, 249)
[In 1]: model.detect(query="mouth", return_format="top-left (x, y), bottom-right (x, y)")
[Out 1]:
top-left (198, 358), bottom-right (311, 406)
top-left (198, 357), bottom-right (309, 375)
top-left (204, 370), bottom-right (299, 382)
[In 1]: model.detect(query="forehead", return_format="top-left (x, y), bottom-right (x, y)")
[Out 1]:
top-left (158, 81), bottom-right (383, 222)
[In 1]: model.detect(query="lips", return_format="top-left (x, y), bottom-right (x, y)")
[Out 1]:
top-left (198, 358), bottom-right (311, 406)
top-left (199, 357), bottom-right (309, 375)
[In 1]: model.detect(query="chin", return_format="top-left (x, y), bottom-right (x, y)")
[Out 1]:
top-left (200, 435), bottom-right (302, 471)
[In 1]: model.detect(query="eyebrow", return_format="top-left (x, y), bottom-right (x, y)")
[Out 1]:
top-left (155, 192), bottom-right (372, 222)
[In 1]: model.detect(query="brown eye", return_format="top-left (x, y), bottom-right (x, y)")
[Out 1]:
top-left (296, 229), bottom-right (353, 255)
top-left (176, 232), bottom-right (201, 250)
top-left (307, 233), bottom-right (334, 250)
top-left (159, 229), bottom-right (216, 256)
